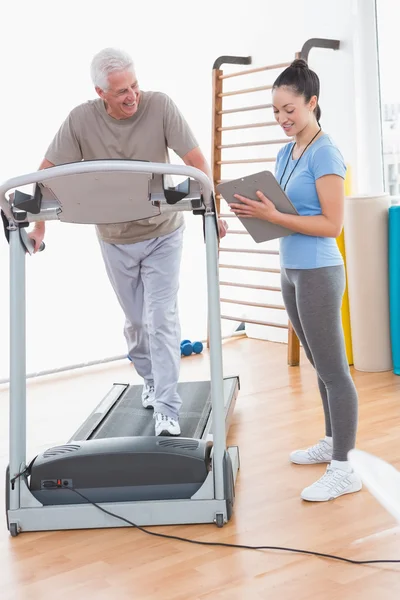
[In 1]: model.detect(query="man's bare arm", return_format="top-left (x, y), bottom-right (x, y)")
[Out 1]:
top-left (182, 147), bottom-right (228, 238)
top-left (39, 158), bottom-right (55, 170)
top-left (28, 158), bottom-right (55, 250)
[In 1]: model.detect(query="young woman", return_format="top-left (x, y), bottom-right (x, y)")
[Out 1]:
top-left (229, 59), bottom-right (362, 502)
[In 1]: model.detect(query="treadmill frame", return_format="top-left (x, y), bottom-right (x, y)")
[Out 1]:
top-left (1, 160), bottom-right (240, 534)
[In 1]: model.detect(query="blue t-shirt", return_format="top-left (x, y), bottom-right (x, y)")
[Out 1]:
top-left (275, 134), bottom-right (346, 269)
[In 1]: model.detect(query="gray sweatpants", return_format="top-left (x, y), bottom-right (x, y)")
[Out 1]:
top-left (99, 226), bottom-right (184, 420)
top-left (281, 265), bottom-right (358, 461)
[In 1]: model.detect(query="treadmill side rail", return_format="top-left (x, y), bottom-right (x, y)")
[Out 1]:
top-left (8, 497), bottom-right (232, 533)
top-left (69, 384), bottom-right (129, 442)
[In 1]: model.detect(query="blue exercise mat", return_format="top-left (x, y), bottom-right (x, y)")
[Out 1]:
top-left (389, 205), bottom-right (400, 374)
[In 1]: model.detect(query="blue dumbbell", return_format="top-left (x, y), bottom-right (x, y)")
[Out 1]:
top-left (180, 340), bottom-right (193, 356)
top-left (192, 341), bottom-right (203, 354)
top-left (180, 339), bottom-right (204, 356)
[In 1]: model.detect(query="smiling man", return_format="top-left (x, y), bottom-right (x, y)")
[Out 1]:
top-left (30, 47), bottom-right (227, 437)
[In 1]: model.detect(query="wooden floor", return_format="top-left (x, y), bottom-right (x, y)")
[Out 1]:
top-left (0, 337), bottom-right (400, 599)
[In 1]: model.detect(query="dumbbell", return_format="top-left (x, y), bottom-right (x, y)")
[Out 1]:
top-left (180, 339), bottom-right (204, 356)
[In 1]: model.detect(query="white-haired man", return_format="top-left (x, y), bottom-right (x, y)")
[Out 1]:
top-left (29, 47), bottom-right (227, 436)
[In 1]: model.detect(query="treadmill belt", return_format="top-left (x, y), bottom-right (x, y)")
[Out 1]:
top-left (91, 381), bottom-right (212, 439)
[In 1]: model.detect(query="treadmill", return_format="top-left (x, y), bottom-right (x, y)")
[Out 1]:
top-left (1, 160), bottom-right (240, 536)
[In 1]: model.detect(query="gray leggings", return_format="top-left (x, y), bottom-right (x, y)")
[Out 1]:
top-left (281, 265), bottom-right (358, 461)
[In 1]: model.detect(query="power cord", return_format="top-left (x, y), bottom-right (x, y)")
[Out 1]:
top-left (46, 484), bottom-right (400, 566)
top-left (9, 468), bottom-right (400, 566)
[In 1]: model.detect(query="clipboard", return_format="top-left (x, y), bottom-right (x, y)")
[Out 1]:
top-left (217, 170), bottom-right (299, 243)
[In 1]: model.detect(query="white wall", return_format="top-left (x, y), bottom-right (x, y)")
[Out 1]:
top-left (214, 0), bottom-right (378, 342)
top-left (0, 0), bottom-right (376, 379)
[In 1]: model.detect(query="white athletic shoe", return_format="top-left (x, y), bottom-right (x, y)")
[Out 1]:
top-left (290, 439), bottom-right (333, 465)
top-left (301, 466), bottom-right (362, 502)
top-left (154, 412), bottom-right (181, 437)
top-left (142, 383), bottom-right (155, 409)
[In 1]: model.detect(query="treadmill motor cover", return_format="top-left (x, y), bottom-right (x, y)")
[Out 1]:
top-left (29, 436), bottom-right (213, 505)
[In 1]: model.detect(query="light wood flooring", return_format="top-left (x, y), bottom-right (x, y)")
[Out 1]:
top-left (0, 337), bottom-right (399, 599)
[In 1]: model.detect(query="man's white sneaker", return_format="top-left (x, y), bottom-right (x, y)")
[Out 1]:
top-left (301, 466), bottom-right (362, 502)
top-left (290, 439), bottom-right (333, 465)
top-left (142, 384), bottom-right (155, 409)
top-left (154, 412), bottom-right (181, 437)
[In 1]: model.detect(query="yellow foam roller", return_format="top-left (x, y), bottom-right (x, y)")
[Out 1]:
top-left (336, 166), bottom-right (353, 365)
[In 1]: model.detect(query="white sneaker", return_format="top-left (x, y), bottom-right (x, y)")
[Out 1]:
top-left (290, 439), bottom-right (333, 465)
top-left (301, 466), bottom-right (362, 502)
top-left (154, 412), bottom-right (181, 437)
top-left (142, 383), bottom-right (155, 409)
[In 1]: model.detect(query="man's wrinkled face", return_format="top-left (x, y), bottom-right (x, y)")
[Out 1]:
top-left (96, 70), bottom-right (140, 120)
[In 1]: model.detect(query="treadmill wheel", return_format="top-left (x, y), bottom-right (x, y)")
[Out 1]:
top-left (5, 466), bottom-right (20, 536)
top-left (215, 513), bottom-right (225, 528)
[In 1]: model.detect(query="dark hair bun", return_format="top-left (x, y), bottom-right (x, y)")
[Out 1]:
top-left (290, 58), bottom-right (308, 70)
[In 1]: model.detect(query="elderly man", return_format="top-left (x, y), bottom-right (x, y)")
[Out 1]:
top-left (29, 47), bottom-right (227, 436)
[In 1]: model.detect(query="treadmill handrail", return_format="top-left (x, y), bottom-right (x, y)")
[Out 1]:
top-left (0, 160), bottom-right (216, 225)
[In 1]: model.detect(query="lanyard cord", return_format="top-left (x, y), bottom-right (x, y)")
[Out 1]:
top-left (279, 127), bottom-right (321, 191)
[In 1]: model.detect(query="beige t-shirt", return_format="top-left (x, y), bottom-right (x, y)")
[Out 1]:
top-left (45, 91), bottom-right (199, 243)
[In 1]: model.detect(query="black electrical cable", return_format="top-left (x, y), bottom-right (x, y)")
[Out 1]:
top-left (10, 469), bottom-right (400, 566)
top-left (61, 486), bottom-right (400, 566)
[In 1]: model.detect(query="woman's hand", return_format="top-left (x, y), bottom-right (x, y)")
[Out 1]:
top-left (229, 191), bottom-right (280, 223)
